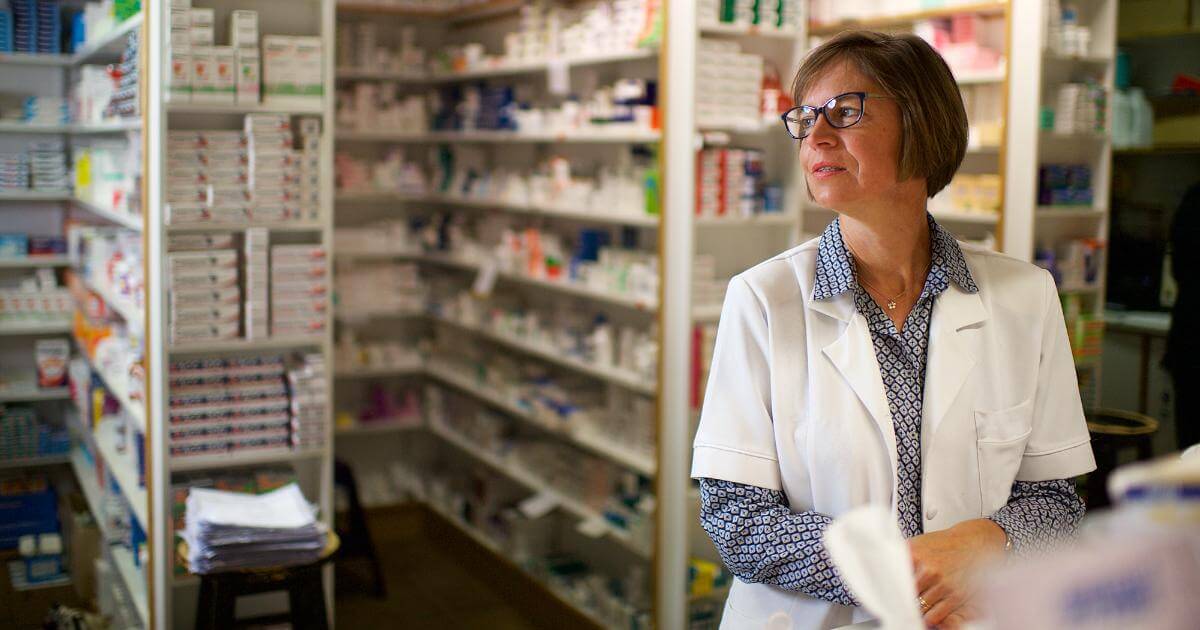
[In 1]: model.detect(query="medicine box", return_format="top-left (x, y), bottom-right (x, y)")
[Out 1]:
top-left (212, 46), bottom-right (237, 103)
top-left (236, 48), bottom-right (260, 104)
top-left (229, 10), bottom-right (258, 48)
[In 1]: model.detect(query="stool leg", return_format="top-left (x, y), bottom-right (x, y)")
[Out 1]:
top-left (195, 578), bottom-right (216, 630)
top-left (214, 576), bottom-right (239, 629)
top-left (288, 566), bottom-right (329, 630)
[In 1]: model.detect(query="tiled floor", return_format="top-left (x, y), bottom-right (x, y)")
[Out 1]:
top-left (335, 505), bottom-right (556, 630)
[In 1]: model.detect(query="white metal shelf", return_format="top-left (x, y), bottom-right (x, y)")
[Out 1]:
top-left (0, 256), bottom-right (71, 268)
top-left (694, 213), bottom-right (799, 227)
top-left (335, 309), bottom-right (424, 324)
top-left (110, 545), bottom-right (150, 629)
top-left (0, 52), bottom-right (71, 66)
top-left (334, 419), bottom-right (422, 436)
top-left (336, 190), bottom-right (661, 228)
top-left (169, 336), bottom-right (325, 354)
top-left (0, 453), bottom-right (69, 469)
top-left (425, 501), bottom-right (612, 629)
top-left (170, 447), bottom-right (325, 472)
top-left (165, 221), bottom-right (323, 233)
top-left (70, 447), bottom-right (112, 538)
top-left (1035, 206), bottom-right (1107, 219)
top-left (0, 318), bottom-right (71, 335)
top-left (78, 347), bottom-right (146, 432)
top-left (427, 421), bottom-right (648, 558)
top-left (73, 197), bottom-right (143, 231)
top-left (87, 277), bottom-right (144, 330)
top-left (71, 13), bottom-right (144, 66)
top-left (930, 210), bottom-right (1000, 225)
top-left (335, 67), bottom-right (429, 81)
top-left (0, 120), bottom-right (142, 134)
top-left (429, 48), bottom-right (657, 81)
top-left (0, 379), bottom-right (69, 402)
top-left (335, 362), bottom-right (425, 378)
top-left (166, 101), bottom-right (325, 115)
top-left (336, 128), bottom-right (661, 144)
top-left (427, 362), bottom-right (656, 475)
top-left (698, 23), bottom-right (801, 39)
top-left (94, 420), bottom-right (149, 528)
top-left (955, 69), bottom-right (1007, 85)
top-left (431, 315), bottom-right (656, 395)
top-left (0, 190), bottom-right (71, 201)
top-left (421, 252), bottom-right (658, 312)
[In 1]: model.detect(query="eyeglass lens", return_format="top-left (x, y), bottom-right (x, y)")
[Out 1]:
top-left (786, 93), bottom-right (866, 139)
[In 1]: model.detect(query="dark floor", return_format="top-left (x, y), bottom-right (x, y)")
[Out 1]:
top-left (335, 505), bottom-right (566, 630)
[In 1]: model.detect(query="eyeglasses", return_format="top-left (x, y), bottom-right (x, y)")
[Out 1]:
top-left (781, 92), bottom-right (896, 140)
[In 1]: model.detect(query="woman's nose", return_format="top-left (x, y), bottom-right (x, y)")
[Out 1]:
top-left (806, 114), bottom-right (838, 147)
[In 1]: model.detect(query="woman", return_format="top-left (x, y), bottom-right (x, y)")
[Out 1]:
top-left (692, 31), bottom-right (1095, 629)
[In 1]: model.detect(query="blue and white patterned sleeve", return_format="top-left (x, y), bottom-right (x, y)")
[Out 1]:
top-left (987, 479), bottom-right (1086, 555)
top-left (698, 478), bottom-right (857, 606)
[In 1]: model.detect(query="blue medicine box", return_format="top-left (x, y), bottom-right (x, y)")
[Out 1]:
top-left (0, 478), bottom-right (59, 549)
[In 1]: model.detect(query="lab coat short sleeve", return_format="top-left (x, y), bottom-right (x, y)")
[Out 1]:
top-left (691, 275), bottom-right (783, 490)
top-left (1017, 270), bottom-right (1098, 481)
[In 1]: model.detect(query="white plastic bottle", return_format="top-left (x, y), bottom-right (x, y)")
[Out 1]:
top-left (1129, 87), bottom-right (1154, 148)
top-left (1112, 89), bottom-right (1132, 148)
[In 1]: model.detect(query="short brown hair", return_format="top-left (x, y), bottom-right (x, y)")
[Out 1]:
top-left (791, 31), bottom-right (968, 198)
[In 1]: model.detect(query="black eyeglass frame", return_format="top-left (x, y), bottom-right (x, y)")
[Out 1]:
top-left (780, 91), bottom-right (896, 140)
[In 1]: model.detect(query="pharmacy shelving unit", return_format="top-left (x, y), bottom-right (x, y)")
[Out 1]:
top-left (1003, 0), bottom-right (1116, 409)
top-left (141, 1), bottom-right (338, 628)
top-left (801, 1), bottom-right (1012, 248)
top-left (0, 8), bottom-right (150, 629)
top-left (328, 1), bottom-right (679, 627)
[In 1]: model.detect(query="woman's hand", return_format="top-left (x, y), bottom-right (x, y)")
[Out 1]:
top-left (909, 518), bottom-right (1006, 628)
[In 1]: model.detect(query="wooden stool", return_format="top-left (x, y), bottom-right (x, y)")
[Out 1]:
top-left (178, 531), bottom-right (340, 630)
top-left (1086, 408), bottom-right (1159, 509)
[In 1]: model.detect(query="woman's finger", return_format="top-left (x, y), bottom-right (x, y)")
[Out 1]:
top-left (938, 612), bottom-right (965, 630)
top-left (918, 580), bottom-right (949, 613)
top-left (923, 591), bottom-right (962, 628)
top-left (914, 564), bottom-right (941, 593)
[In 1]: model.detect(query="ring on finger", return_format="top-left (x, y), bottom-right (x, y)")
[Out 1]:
top-left (918, 596), bottom-right (931, 613)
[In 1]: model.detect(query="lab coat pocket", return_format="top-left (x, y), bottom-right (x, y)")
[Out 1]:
top-left (974, 399), bottom-right (1034, 514)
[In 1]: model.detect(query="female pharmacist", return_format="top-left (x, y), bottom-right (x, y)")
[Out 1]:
top-left (691, 32), bottom-right (1095, 629)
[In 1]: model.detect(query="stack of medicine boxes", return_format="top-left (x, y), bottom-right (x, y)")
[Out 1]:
top-left (168, 3), bottom-right (259, 104)
top-left (286, 354), bottom-right (327, 450)
top-left (168, 249), bottom-right (241, 345)
top-left (270, 245), bottom-right (327, 339)
top-left (166, 130), bottom-right (250, 225)
top-left (245, 227), bottom-right (268, 340)
top-left (245, 113), bottom-right (298, 223)
top-left (695, 39), bottom-right (764, 130)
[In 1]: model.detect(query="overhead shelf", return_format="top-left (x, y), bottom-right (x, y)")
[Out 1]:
top-left (335, 362), bottom-right (425, 378)
top-left (335, 189), bottom-right (661, 228)
top-left (336, 0), bottom-right (523, 22)
top-left (808, 1), bottom-right (1007, 35)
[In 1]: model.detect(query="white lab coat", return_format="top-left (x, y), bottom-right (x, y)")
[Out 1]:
top-left (691, 237), bottom-right (1097, 630)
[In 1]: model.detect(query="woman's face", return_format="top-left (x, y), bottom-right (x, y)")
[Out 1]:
top-left (798, 61), bottom-right (921, 217)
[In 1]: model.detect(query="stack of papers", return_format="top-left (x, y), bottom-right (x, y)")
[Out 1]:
top-left (181, 483), bottom-right (327, 573)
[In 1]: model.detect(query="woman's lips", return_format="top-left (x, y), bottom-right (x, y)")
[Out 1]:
top-left (811, 164), bottom-right (846, 179)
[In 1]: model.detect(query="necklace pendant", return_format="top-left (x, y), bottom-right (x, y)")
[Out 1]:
top-left (887, 300), bottom-right (897, 310)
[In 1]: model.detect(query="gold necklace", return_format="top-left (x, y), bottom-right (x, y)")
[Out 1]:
top-left (845, 240), bottom-right (931, 311)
